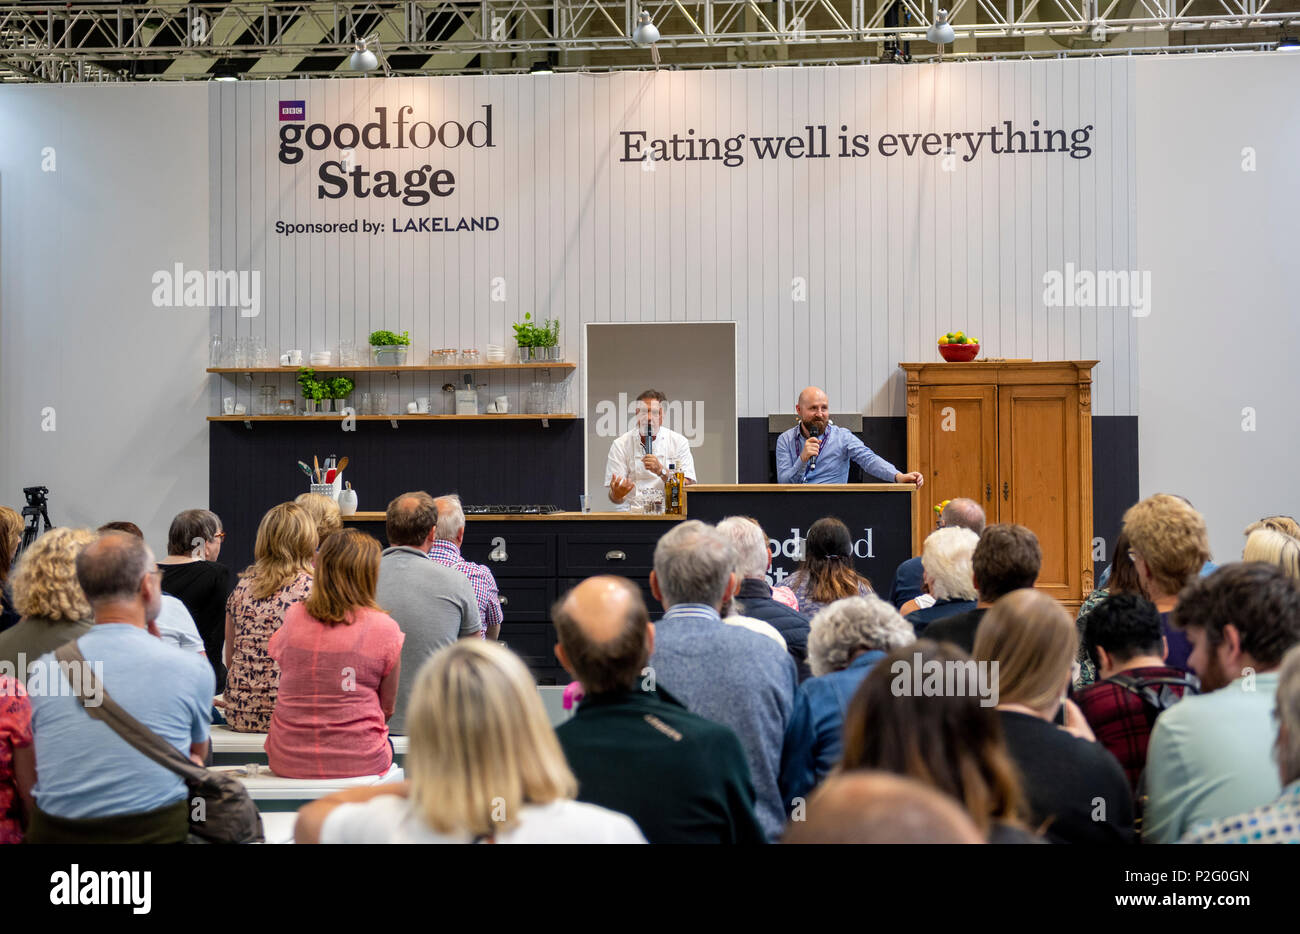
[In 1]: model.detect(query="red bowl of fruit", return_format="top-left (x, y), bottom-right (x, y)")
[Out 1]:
top-left (938, 332), bottom-right (979, 362)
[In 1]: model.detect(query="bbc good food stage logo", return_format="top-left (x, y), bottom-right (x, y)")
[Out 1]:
top-left (890, 650), bottom-right (999, 707)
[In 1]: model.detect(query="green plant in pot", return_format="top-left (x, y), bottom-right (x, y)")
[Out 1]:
top-left (538, 317), bottom-right (561, 361)
top-left (369, 329), bottom-right (411, 367)
top-left (325, 376), bottom-right (355, 414)
top-left (512, 313), bottom-right (542, 363)
top-left (296, 367), bottom-right (327, 414)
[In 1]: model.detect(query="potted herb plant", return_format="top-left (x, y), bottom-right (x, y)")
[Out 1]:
top-left (512, 313), bottom-right (540, 364)
top-left (369, 329), bottom-right (411, 366)
top-left (539, 318), bottom-right (562, 361)
top-left (296, 367), bottom-right (327, 414)
top-left (325, 376), bottom-right (355, 414)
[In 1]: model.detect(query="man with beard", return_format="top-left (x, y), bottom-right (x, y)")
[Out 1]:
top-left (1143, 562), bottom-right (1300, 842)
top-left (775, 386), bottom-right (923, 486)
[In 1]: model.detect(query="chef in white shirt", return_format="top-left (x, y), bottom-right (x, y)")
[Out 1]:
top-left (604, 389), bottom-right (696, 510)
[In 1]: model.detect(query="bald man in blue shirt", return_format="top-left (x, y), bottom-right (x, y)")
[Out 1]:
top-left (776, 386), bottom-right (924, 487)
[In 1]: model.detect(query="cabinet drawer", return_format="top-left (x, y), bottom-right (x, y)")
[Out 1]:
top-left (460, 532), bottom-right (555, 577)
top-left (496, 577), bottom-right (556, 622)
top-left (558, 532), bottom-right (660, 577)
top-left (499, 623), bottom-right (567, 686)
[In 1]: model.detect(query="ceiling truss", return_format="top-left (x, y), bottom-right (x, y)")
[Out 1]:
top-left (0, 1), bottom-right (1295, 81)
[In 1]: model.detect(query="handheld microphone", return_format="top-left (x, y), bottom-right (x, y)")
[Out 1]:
top-left (644, 422), bottom-right (653, 456)
top-left (808, 425), bottom-right (822, 472)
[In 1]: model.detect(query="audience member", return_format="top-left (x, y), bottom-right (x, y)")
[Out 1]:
top-left (975, 589), bottom-right (1134, 844)
top-left (552, 576), bottom-right (766, 844)
top-left (294, 492), bottom-right (343, 547)
top-left (906, 527), bottom-right (979, 632)
top-left (1074, 529), bottom-right (1143, 687)
top-left (782, 772), bottom-right (984, 844)
top-left (1121, 494), bottom-right (1211, 670)
top-left (1243, 515), bottom-right (1300, 541)
top-left (1182, 642), bottom-right (1300, 843)
top-left (646, 521), bottom-right (799, 841)
top-left (377, 493), bottom-right (481, 734)
top-left (924, 524), bottom-right (1041, 653)
top-left (0, 677), bottom-right (34, 843)
top-left (1143, 562), bottom-right (1300, 842)
top-left (0, 507), bottom-right (21, 633)
top-left (0, 528), bottom-right (96, 677)
top-left (99, 522), bottom-right (204, 656)
top-left (430, 494), bottom-right (502, 640)
top-left (296, 640), bottom-right (645, 844)
top-left (889, 498), bottom-right (985, 609)
top-left (1074, 593), bottom-right (1197, 793)
top-left (782, 596), bottom-right (914, 799)
top-left (717, 516), bottom-right (812, 679)
top-left (26, 532), bottom-right (213, 843)
top-left (785, 517), bottom-right (873, 617)
top-left (158, 508), bottom-right (234, 688)
top-left (267, 530), bottom-right (404, 779)
top-left (1243, 527), bottom-right (1300, 581)
top-left (840, 640), bottom-right (1040, 843)
top-left (720, 592), bottom-right (787, 650)
top-left (222, 503), bottom-right (316, 733)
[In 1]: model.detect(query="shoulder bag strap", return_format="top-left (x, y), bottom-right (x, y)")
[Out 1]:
top-left (53, 640), bottom-right (209, 784)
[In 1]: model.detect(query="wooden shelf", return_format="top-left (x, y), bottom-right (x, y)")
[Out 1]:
top-left (208, 414), bottom-right (574, 422)
top-left (207, 362), bottom-right (575, 374)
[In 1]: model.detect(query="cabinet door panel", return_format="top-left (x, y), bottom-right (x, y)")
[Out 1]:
top-left (997, 385), bottom-right (1080, 603)
top-left (915, 386), bottom-right (998, 548)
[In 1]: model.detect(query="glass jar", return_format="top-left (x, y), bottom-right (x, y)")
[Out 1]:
top-left (277, 399), bottom-right (295, 416)
top-left (460, 349), bottom-right (481, 367)
top-left (258, 385), bottom-right (277, 416)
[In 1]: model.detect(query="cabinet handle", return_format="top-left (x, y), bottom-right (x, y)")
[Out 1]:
top-left (985, 483), bottom-right (992, 502)
top-left (1002, 482), bottom-right (1009, 502)
top-left (605, 550), bottom-right (626, 561)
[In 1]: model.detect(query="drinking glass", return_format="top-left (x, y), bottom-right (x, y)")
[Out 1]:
top-left (375, 392), bottom-right (390, 415)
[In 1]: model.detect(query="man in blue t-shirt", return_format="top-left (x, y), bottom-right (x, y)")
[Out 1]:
top-left (27, 532), bottom-right (213, 842)
top-left (776, 386), bottom-right (924, 486)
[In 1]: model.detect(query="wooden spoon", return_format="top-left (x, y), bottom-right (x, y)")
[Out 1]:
top-left (335, 456), bottom-right (349, 475)
top-left (313, 455), bottom-right (320, 482)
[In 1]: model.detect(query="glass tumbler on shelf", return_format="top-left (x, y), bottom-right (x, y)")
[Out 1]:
top-left (374, 392), bottom-right (390, 416)
top-left (253, 342), bottom-right (271, 368)
top-left (359, 393), bottom-right (372, 416)
top-left (209, 335), bottom-right (224, 367)
top-left (338, 339), bottom-right (359, 367)
top-left (258, 385), bottom-right (277, 416)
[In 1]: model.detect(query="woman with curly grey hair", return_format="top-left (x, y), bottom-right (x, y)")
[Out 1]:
top-left (780, 596), bottom-right (915, 801)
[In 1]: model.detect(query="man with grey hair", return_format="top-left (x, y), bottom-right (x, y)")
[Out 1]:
top-left (1182, 641), bottom-right (1300, 843)
top-left (647, 520), bottom-right (801, 841)
top-left (781, 596), bottom-right (915, 801)
top-left (906, 527), bottom-right (980, 633)
top-left (428, 493), bottom-right (502, 640)
top-left (26, 532), bottom-right (214, 843)
top-left (716, 516), bottom-right (812, 679)
top-left (889, 497), bottom-right (985, 609)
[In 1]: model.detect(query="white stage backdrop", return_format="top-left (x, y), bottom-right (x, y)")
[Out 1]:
top-left (209, 60), bottom-right (1138, 420)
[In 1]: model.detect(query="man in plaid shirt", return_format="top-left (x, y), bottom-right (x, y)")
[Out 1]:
top-left (1074, 593), bottom-right (1197, 793)
top-left (429, 494), bottom-right (503, 640)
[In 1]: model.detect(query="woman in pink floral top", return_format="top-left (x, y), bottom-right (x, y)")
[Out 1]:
top-left (223, 503), bottom-right (317, 733)
top-left (0, 676), bottom-right (34, 844)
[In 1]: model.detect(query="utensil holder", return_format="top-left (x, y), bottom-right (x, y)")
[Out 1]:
top-left (309, 482), bottom-right (338, 502)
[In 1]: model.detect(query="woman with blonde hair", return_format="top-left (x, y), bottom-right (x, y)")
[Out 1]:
top-left (294, 492), bottom-right (343, 547)
top-left (267, 530), bottom-right (403, 778)
top-left (0, 506), bottom-right (23, 631)
top-left (1243, 527), bottom-right (1300, 581)
top-left (0, 528), bottom-right (97, 674)
top-left (974, 589), bottom-right (1135, 844)
top-left (294, 640), bottom-right (646, 844)
top-left (222, 503), bottom-right (318, 732)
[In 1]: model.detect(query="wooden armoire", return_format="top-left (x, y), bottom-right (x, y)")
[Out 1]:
top-left (900, 360), bottom-right (1098, 612)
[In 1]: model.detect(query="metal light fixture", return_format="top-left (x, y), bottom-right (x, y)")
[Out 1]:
top-left (529, 59), bottom-right (554, 75)
top-left (632, 11), bottom-right (662, 65)
top-left (927, 9), bottom-right (956, 45)
top-left (349, 36), bottom-right (390, 76)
